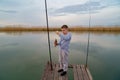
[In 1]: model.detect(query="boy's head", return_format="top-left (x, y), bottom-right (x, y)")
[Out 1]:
top-left (61, 25), bottom-right (69, 35)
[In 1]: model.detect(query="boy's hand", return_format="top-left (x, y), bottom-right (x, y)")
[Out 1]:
top-left (56, 31), bottom-right (60, 35)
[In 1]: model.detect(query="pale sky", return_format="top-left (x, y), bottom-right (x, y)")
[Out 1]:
top-left (0, 0), bottom-right (120, 27)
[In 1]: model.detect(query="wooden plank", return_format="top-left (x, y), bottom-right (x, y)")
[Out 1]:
top-left (84, 65), bottom-right (90, 80)
top-left (60, 72), bottom-right (68, 80)
top-left (58, 66), bottom-right (68, 80)
top-left (41, 62), bottom-right (49, 80)
top-left (58, 64), bottom-right (62, 80)
top-left (81, 65), bottom-right (89, 80)
top-left (45, 62), bottom-right (50, 80)
top-left (76, 65), bottom-right (84, 80)
top-left (54, 64), bottom-right (59, 80)
top-left (73, 65), bottom-right (79, 80)
top-left (46, 63), bottom-right (55, 80)
top-left (86, 67), bottom-right (93, 80)
top-left (59, 76), bottom-right (62, 80)
top-left (59, 75), bottom-right (67, 80)
top-left (41, 63), bottom-right (93, 80)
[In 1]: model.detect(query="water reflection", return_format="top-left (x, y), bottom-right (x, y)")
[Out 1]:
top-left (0, 31), bottom-right (120, 80)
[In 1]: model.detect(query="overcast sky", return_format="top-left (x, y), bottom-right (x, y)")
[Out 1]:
top-left (0, 0), bottom-right (120, 27)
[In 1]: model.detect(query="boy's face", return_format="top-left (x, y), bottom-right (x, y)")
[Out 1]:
top-left (61, 28), bottom-right (68, 35)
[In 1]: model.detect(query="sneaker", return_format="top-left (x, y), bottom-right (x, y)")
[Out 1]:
top-left (58, 69), bottom-right (63, 73)
top-left (60, 71), bottom-right (67, 76)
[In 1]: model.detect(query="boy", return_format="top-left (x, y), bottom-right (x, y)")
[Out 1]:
top-left (54, 25), bottom-right (72, 76)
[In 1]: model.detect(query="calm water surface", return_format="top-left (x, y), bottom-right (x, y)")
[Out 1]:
top-left (0, 32), bottom-right (120, 80)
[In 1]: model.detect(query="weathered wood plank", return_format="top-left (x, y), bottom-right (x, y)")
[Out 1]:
top-left (58, 65), bottom-right (68, 80)
top-left (73, 65), bottom-right (79, 80)
top-left (41, 63), bottom-right (93, 80)
top-left (81, 65), bottom-right (89, 80)
top-left (59, 72), bottom-right (68, 80)
top-left (76, 65), bottom-right (84, 80)
top-left (46, 63), bottom-right (55, 80)
top-left (45, 62), bottom-right (52, 80)
top-left (58, 64), bottom-right (63, 80)
top-left (86, 67), bottom-right (93, 80)
top-left (41, 62), bottom-right (49, 80)
top-left (54, 64), bottom-right (59, 80)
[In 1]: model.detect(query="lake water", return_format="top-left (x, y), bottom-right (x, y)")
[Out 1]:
top-left (0, 32), bottom-right (120, 80)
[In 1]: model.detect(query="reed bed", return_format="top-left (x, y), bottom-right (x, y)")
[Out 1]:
top-left (0, 26), bottom-right (120, 32)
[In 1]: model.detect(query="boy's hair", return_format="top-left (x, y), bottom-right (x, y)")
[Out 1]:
top-left (61, 25), bottom-right (68, 29)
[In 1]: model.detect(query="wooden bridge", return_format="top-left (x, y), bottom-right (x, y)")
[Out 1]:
top-left (41, 62), bottom-right (93, 80)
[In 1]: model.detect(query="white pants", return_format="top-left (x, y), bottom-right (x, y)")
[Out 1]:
top-left (58, 49), bottom-right (68, 71)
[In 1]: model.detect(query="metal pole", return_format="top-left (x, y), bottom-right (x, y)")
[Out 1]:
top-left (85, 0), bottom-right (91, 68)
top-left (44, 0), bottom-right (53, 70)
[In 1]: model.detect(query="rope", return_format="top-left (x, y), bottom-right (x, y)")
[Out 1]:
top-left (85, 0), bottom-right (91, 68)
top-left (44, 0), bottom-right (53, 70)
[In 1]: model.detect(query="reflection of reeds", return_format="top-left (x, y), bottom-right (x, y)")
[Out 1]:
top-left (0, 26), bottom-right (120, 31)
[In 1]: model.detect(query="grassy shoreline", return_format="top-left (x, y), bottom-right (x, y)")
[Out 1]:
top-left (0, 26), bottom-right (120, 32)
